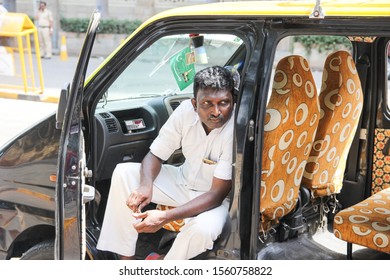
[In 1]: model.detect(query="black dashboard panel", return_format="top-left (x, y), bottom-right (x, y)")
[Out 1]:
top-left (94, 94), bottom-right (192, 180)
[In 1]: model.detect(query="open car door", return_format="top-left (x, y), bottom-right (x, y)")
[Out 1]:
top-left (55, 11), bottom-right (100, 260)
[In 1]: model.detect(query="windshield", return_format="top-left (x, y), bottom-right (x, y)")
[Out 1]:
top-left (105, 33), bottom-right (243, 101)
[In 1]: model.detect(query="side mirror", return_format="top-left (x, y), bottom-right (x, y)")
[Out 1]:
top-left (56, 82), bottom-right (70, 130)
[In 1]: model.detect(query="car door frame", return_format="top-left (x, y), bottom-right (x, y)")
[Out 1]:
top-left (80, 17), bottom-right (265, 260)
top-left (55, 11), bottom-right (101, 260)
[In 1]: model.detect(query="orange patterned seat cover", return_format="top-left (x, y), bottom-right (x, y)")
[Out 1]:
top-left (156, 204), bottom-right (185, 232)
top-left (371, 129), bottom-right (390, 194)
top-left (333, 187), bottom-right (390, 253)
top-left (260, 55), bottom-right (320, 231)
top-left (302, 50), bottom-right (363, 198)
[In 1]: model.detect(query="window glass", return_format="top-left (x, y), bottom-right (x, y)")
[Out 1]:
top-left (105, 33), bottom-right (243, 102)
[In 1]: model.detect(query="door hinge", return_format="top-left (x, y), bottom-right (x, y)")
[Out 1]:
top-left (248, 119), bottom-right (255, 142)
top-left (359, 128), bottom-right (367, 140)
top-left (83, 184), bottom-right (95, 203)
top-left (83, 167), bottom-right (93, 178)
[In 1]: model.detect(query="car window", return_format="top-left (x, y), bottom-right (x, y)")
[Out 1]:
top-left (104, 33), bottom-right (243, 102)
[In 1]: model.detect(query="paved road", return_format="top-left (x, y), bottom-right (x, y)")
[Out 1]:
top-left (39, 55), bottom-right (105, 90)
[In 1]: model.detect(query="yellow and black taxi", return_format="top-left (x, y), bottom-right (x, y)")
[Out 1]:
top-left (0, 0), bottom-right (389, 260)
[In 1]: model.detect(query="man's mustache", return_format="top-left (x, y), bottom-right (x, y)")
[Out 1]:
top-left (209, 115), bottom-right (223, 121)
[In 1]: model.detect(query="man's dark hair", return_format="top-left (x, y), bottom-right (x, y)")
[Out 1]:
top-left (193, 66), bottom-right (234, 99)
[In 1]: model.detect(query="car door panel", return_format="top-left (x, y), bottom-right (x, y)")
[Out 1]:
top-left (55, 11), bottom-right (101, 260)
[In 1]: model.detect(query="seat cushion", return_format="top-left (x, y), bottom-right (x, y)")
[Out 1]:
top-left (302, 50), bottom-right (363, 197)
top-left (260, 55), bottom-right (319, 231)
top-left (371, 128), bottom-right (390, 194)
top-left (156, 204), bottom-right (185, 232)
top-left (333, 187), bottom-right (390, 253)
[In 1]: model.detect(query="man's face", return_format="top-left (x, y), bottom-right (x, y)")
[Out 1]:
top-left (191, 87), bottom-right (234, 134)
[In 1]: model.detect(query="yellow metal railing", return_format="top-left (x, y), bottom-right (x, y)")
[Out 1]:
top-left (0, 12), bottom-right (44, 96)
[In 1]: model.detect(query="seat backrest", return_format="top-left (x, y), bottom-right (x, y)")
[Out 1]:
top-left (301, 50), bottom-right (363, 198)
top-left (260, 55), bottom-right (320, 231)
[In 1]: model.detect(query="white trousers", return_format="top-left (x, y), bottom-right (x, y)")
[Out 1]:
top-left (38, 27), bottom-right (52, 58)
top-left (96, 162), bottom-right (229, 260)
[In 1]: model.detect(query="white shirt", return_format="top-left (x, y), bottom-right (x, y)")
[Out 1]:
top-left (36, 8), bottom-right (53, 27)
top-left (150, 99), bottom-right (234, 192)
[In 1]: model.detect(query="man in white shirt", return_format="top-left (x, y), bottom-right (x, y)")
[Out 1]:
top-left (97, 65), bottom-right (235, 260)
top-left (35, 1), bottom-right (53, 59)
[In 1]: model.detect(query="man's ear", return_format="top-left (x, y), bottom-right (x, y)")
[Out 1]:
top-left (191, 98), bottom-right (197, 111)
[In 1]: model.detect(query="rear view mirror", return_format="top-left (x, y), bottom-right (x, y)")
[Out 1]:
top-left (56, 83), bottom-right (70, 129)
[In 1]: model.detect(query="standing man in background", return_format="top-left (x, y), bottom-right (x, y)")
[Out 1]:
top-left (35, 1), bottom-right (53, 59)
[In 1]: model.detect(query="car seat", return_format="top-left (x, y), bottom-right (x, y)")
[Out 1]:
top-left (333, 187), bottom-right (390, 259)
top-left (260, 55), bottom-right (320, 232)
top-left (301, 50), bottom-right (363, 198)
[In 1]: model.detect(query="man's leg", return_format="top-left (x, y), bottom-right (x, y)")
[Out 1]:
top-left (38, 28), bottom-right (45, 57)
top-left (97, 163), bottom-right (188, 258)
top-left (164, 199), bottom-right (229, 260)
top-left (42, 28), bottom-right (52, 58)
top-left (96, 162), bottom-right (142, 258)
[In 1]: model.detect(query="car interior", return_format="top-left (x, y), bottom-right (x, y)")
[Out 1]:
top-left (85, 32), bottom-right (389, 260)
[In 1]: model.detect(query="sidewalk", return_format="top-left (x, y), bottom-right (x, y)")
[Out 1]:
top-left (0, 54), bottom-right (105, 103)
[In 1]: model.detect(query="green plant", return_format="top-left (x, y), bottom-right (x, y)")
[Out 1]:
top-left (293, 35), bottom-right (351, 54)
top-left (99, 19), bottom-right (142, 34)
top-left (60, 18), bottom-right (142, 34)
top-left (60, 18), bottom-right (89, 33)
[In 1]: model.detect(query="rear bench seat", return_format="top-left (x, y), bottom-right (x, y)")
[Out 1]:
top-left (333, 187), bottom-right (390, 259)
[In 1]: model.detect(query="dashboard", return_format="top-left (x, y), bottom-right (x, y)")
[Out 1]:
top-left (93, 94), bottom-right (192, 180)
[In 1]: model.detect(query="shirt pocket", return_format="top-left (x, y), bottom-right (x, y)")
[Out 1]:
top-left (196, 160), bottom-right (218, 191)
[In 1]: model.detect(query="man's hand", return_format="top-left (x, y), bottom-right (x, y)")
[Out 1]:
top-left (126, 151), bottom-right (163, 212)
top-left (132, 210), bottom-right (168, 233)
top-left (126, 187), bottom-right (152, 213)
